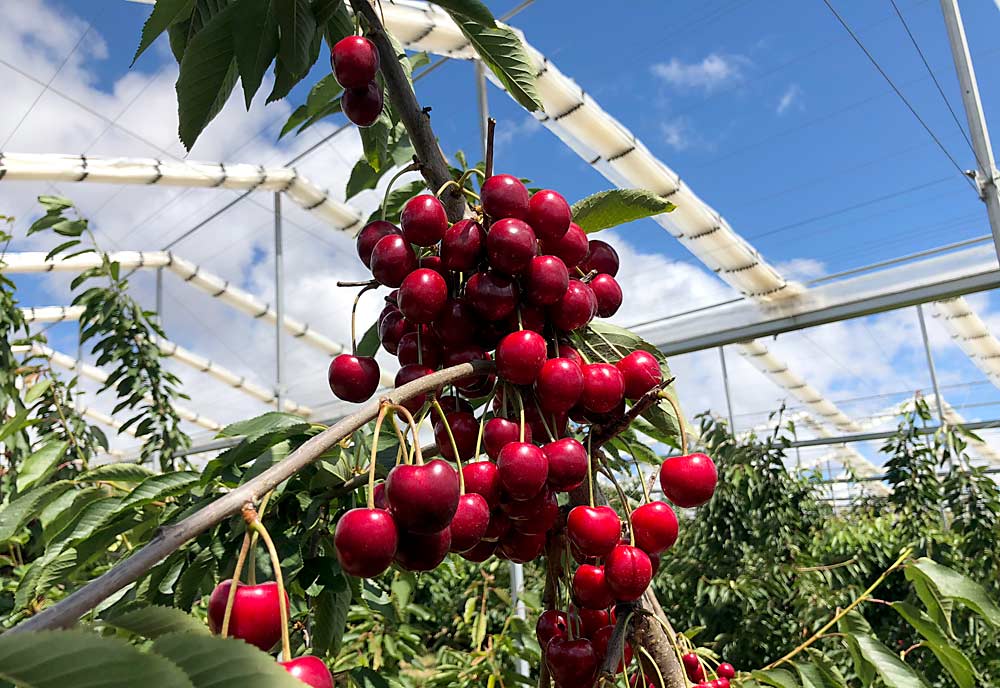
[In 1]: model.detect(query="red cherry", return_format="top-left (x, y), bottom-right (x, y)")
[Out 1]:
top-left (370, 234), bottom-right (417, 287)
top-left (331, 36), bottom-right (379, 89)
top-left (393, 363), bottom-right (435, 414)
top-left (617, 350), bottom-right (663, 399)
top-left (373, 482), bottom-right (388, 510)
top-left (591, 273), bottom-right (623, 318)
top-left (279, 655), bottom-right (334, 688)
top-left (481, 173), bottom-right (529, 220)
top-left (649, 552), bottom-right (661, 576)
top-left (556, 344), bottom-right (583, 368)
top-left (543, 221), bottom-right (588, 268)
top-left (571, 606), bottom-right (610, 638)
top-left (660, 453), bottom-right (718, 508)
top-left (549, 280), bottom-right (597, 331)
top-left (356, 220), bottom-right (400, 268)
top-left (536, 609), bottom-right (568, 649)
top-left (449, 493), bottom-right (491, 552)
top-left (334, 507), bottom-right (399, 578)
top-left (378, 310), bottom-right (412, 355)
top-left (482, 509), bottom-right (511, 542)
top-left (441, 345), bottom-right (494, 395)
top-left (714, 680), bottom-right (731, 688)
top-left (419, 255), bottom-right (447, 281)
top-left (398, 268), bottom-right (448, 324)
top-left (397, 329), bottom-right (441, 368)
top-left (438, 394), bottom-right (473, 415)
top-left (432, 410), bottom-right (478, 461)
top-left (487, 218), bottom-right (538, 275)
top-left (400, 194), bottom-right (448, 247)
top-left (527, 189), bottom-right (571, 242)
top-left (682, 653), bottom-right (701, 675)
top-left (581, 363), bottom-right (625, 414)
top-left (718, 663), bottom-right (736, 679)
top-left (505, 489), bottom-right (557, 535)
top-left (385, 459), bottom-right (459, 533)
top-left (543, 437), bottom-right (588, 492)
top-left (328, 354), bottom-right (380, 403)
top-left (687, 661), bottom-right (706, 683)
top-left (208, 581), bottom-right (288, 650)
top-left (536, 358), bottom-right (583, 413)
top-left (630, 501), bottom-right (678, 554)
top-left (483, 417), bottom-right (530, 460)
top-left (497, 441), bottom-right (548, 500)
top-left (592, 625), bottom-right (633, 673)
top-left (463, 461), bottom-right (501, 507)
top-left (525, 255), bottom-right (570, 305)
top-left (466, 271), bottom-right (519, 321)
top-left (441, 219), bottom-right (486, 271)
top-left (342, 82), bottom-right (383, 127)
top-left (394, 527), bottom-right (451, 571)
top-left (460, 538), bottom-right (497, 562)
top-left (498, 528), bottom-right (547, 563)
top-left (496, 330), bottom-right (547, 385)
top-left (605, 545), bottom-right (652, 601)
top-left (432, 300), bottom-right (480, 347)
top-left (582, 239), bottom-right (620, 277)
top-left (567, 505), bottom-right (621, 557)
top-left (572, 564), bottom-right (614, 609)
top-left (545, 638), bottom-right (598, 687)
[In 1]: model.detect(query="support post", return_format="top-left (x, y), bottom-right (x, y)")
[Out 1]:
top-left (916, 304), bottom-right (946, 423)
top-left (475, 62), bottom-right (489, 160)
top-left (274, 192), bottom-right (285, 411)
top-left (155, 267), bottom-right (163, 324)
top-left (939, 0), bottom-right (1000, 264)
top-left (719, 346), bottom-right (736, 432)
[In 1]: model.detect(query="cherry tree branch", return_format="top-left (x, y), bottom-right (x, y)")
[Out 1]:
top-left (584, 378), bottom-right (675, 451)
top-left (10, 361), bottom-right (495, 634)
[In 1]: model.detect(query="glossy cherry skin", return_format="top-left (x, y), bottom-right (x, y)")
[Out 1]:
top-left (342, 82), bottom-right (383, 127)
top-left (331, 36), bottom-right (379, 88)
top-left (683, 653), bottom-right (705, 682)
top-left (441, 219), bottom-right (486, 271)
top-left (510, 301), bottom-right (546, 335)
top-left (660, 453), bottom-right (718, 508)
top-left (525, 255), bottom-right (570, 305)
top-left (567, 505), bottom-right (621, 557)
top-left (497, 441), bottom-right (548, 500)
top-left (543, 438), bottom-right (588, 492)
top-left (717, 663), bottom-right (736, 679)
top-left (496, 329), bottom-right (547, 385)
top-left (378, 310), bottom-right (412, 355)
top-left (449, 493), bottom-right (491, 552)
top-left (432, 299), bottom-right (479, 347)
top-left (394, 527), bottom-right (451, 571)
top-left (714, 679), bottom-right (732, 688)
top-left (334, 507), bottom-right (399, 578)
top-left (536, 357), bottom-right (584, 413)
top-left (385, 459), bottom-right (459, 533)
top-left (328, 354), bottom-right (380, 403)
top-left (208, 581), bottom-right (288, 651)
top-left (605, 544), bottom-right (653, 601)
top-left (279, 655), bottom-right (335, 688)
top-left (483, 417), bottom-right (530, 460)
top-left (400, 194), bottom-right (448, 246)
top-left (549, 280), bottom-right (597, 331)
top-left (506, 489), bottom-right (558, 535)
top-left (373, 482), bottom-right (388, 510)
top-left (558, 343), bottom-right (584, 368)
top-left (356, 220), bottom-right (400, 267)
top-left (397, 329), bottom-right (441, 368)
top-left (498, 528), bottom-right (547, 563)
top-left (463, 461), bottom-right (501, 508)
top-left (617, 350), bottom-right (663, 399)
top-left (573, 564), bottom-right (615, 609)
top-left (630, 501), bottom-right (679, 555)
top-left (527, 189), bottom-right (571, 242)
top-left (581, 363), bottom-right (625, 414)
top-left (546, 638), bottom-right (598, 687)
top-left (483, 509), bottom-right (511, 542)
top-left (590, 273), bottom-right (623, 318)
top-left (461, 538), bottom-right (497, 562)
top-left (487, 218), bottom-right (538, 275)
top-left (582, 239), bottom-right (620, 277)
top-left (481, 173), bottom-right (530, 220)
top-left (543, 221), bottom-right (589, 268)
top-left (432, 410), bottom-right (478, 461)
top-left (571, 606), bottom-right (611, 638)
top-left (441, 345), bottom-right (494, 395)
top-left (536, 609), bottom-right (569, 649)
top-left (370, 234), bottom-right (417, 287)
top-left (393, 363), bottom-right (435, 414)
top-left (466, 271), bottom-right (519, 321)
top-left (398, 268), bottom-right (448, 324)
top-left (593, 625), bottom-right (633, 673)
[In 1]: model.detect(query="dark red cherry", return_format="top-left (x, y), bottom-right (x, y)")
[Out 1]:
top-left (571, 606), bottom-right (610, 639)
top-left (525, 255), bottom-right (570, 305)
top-left (573, 564), bottom-right (614, 609)
top-left (400, 194), bottom-right (449, 247)
top-left (466, 271), bottom-right (519, 321)
top-left (373, 482), bottom-right (388, 510)
top-left (394, 527), bottom-right (451, 571)
top-left (527, 189), bottom-right (571, 242)
top-left (546, 638), bottom-right (598, 687)
top-left (497, 441), bottom-right (548, 500)
top-left (483, 417), bottom-right (530, 460)
top-left (487, 218), bottom-right (537, 275)
top-left (660, 453), bottom-right (718, 508)
top-left (397, 328), bottom-right (441, 368)
top-left (567, 505), bottom-right (621, 557)
top-left (378, 310), bottom-right (413, 355)
top-left (432, 410), bottom-right (478, 461)
top-left (393, 363), bottom-right (436, 414)
top-left (449, 493), bottom-right (491, 552)
top-left (328, 354), bottom-right (380, 403)
top-left (581, 363), bottom-right (625, 414)
top-left (496, 330), bottom-right (547, 385)
top-left (463, 461), bottom-right (501, 507)
top-left (630, 501), bottom-right (678, 555)
top-left (342, 82), bottom-right (384, 127)
top-left (508, 302), bottom-right (546, 335)
top-left (481, 173), bottom-right (529, 220)
top-left (333, 508), bottom-right (398, 578)
top-left (536, 609), bottom-right (569, 649)
top-left (590, 273), bottom-right (623, 318)
top-left (461, 538), bottom-right (497, 562)
top-left (279, 655), bottom-right (334, 688)
top-left (506, 490), bottom-right (558, 535)
top-left (582, 239), bottom-right (620, 277)
top-left (370, 234), bottom-right (416, 287)
top-left (386, 459), bottom-right (460, 534)
top-left (593, 625), bottom-right (633, 673)
top-left (617, 350), bottom-right (663, 399)
top-left (483, 509), bottom-right (511, 542)
top-left (558, 343), bottom-right (584, 368)
top-left (542, 222), bottom-right (588, 268)
top-left (441, 219), bottom-right (486, 271)
top-left (208, 581), bottom-right (288, 650)
top-left (536, 358), bottom-right (584, 413)
top-left (543, 438), bottom-right (588, 492)
top-left (432, 300), bottom-right (479, 347)
top-left (356, 220), bottom-right (400, 268)
top-left (420, 254), bottom-right (447, 280)
top-left (605, 544), bottom-right (652, 601)
top-left (438, 394), bottom-right (473, 415)
top-left (549, 280), bottom-right (597, 331)
top-left (398, 268), bottom-right (448, 324)
top-left (498, 528), bottom-right (547, 563)
top-left (331, 35), bottom-right (379, 89)
top-left (442, 345), bottom-right (494, 394)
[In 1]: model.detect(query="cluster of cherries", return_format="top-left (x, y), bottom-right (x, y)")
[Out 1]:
top-left (332, 35), bottom-right (384, 128)
top-left (680, 653), bottom-right (738, 688)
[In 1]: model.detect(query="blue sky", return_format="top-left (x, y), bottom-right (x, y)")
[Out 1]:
top-left (4, 0), bottom-right (1000, 475)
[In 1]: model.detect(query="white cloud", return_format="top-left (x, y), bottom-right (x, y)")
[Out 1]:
top-left (661, 117), bottom-right (690, 151)
top-left (494, 116), bottom-right (542, 149)
top-left (776, 83), bottom-right (803, 115)
top-left (650, 53), bottom-right (747, 92)
top-left (775, 257), bottom-right (824, 281)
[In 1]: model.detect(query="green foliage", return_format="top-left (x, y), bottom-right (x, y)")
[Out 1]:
top-left (570, 189), bottom-right (677, 234)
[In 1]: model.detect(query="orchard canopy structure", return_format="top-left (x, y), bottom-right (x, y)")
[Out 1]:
top-left (2, 0), bottom-right (1000, 504)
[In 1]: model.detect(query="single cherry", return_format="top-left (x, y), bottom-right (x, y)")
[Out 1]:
top-left (536, 357), bottom-right (584, 413)
top-left (487, 218), bottom-right (538, 275)
top-left (334, 507), bottom-right (399, 577)
top-left (342, 82), bottom-right (383, 127)
top-left (506, 490), bottom-right (558, 535)
top-left (496, 329), bottom-right (547, 385)
top-left (396, 329), bottom-right (441, 368)
top-left (449, 493), bottom-right (491, 552)
top-left (567, 505), bottom-right (621, 557)
top-left (440, 219), bottom-right (486, 271)
top-left (546, 638), bottom-right (598, 687)
top-left (718, 663), bottom-right (736, 679)
top-left (497, 441), bottom-right (548, 500)
top-left (460, 538), bottom-right (497, 562)
top-left (604, 544), bottom-right (652, 601)
top-left (571, 606), bottom-right (610, 638)
top-left (498, 528), bottom-right (547, 562)
top-left (592, 625), bottom-right (633, 674)
top-left (370, 234), bottom-right (416, 287)
top-left (590, 273), bottom-right (623, 317)
top-left (328, 354), bottom-right (380, 403)
top-left (580, 363), bottom-right (625, 414)
top-left (684, 653), bottom-right (705, 682)
top-left (432, 300), bottom-right (479, 347)
top-left (356, 220), bottom-right (400, 267)
top-left (441, 345), bottom-right (494, 395)
top-left (331, 36), bottom-right (379, 89)
top-left (660, 453), bottom-right (718, 508)
top-left (378, 309), bottom-right (412, 355)
top-left (582, 239), bottom-right (620, 276)
top-left (617, 350), bottom-right (663, 399)
top-left (207, 581), bottom-right (288, 651)
top-left (549, 280), bottom-right (597, 331)
top-left (536, 609), bottom-right (569, 649)
top-left (525, 255), bottom-right (570, 305)
top-left (542, 221), bottom-right (588, 268)
top-left (394, 527), bottom-right (451, 571)
top-left (572, 564), bottom-right (615, 609)
top-left (385, 459), bottom-right (459, 533)
top-left (558, 343), bottom-right (585, 368)
top-left (543, 437), bottom-right (588, 492)
top-left (481, 173), bottom-right (529, 220)
top-left (398, 268), bottom-right (448, 324)
top-left (527, 189), bottom-right (571, 242)
top-left (400, 194), bottom-right (448, 246)
top-left (630, 501), bottom-right (679, 555)
top-left (463, 461), bottom-right (501, 507)
top-left (393, 363), bottom-right (435, 414)
top-left (432, 410), bottom-right (478, 461)
top-left (466, 271), bottom-right (519, 321)
top-left (482, 509), bottom-right (511, 542)
top-left (279, 655), bottom-right (335, 688)
top-left (483, 417), bottom-right (530, 460)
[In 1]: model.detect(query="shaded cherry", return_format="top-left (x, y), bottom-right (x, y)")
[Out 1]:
top-left (460, 538), bottom-right (497, 562)
top-left (432, 299), bottom-right (479, 347)
top-left (605, 544), bottom-right (652, 601)
top-left (398, 268), bottom-right (448, 324)
top-left (208, 580), bottom-right (288, 650)
top-left (432, 410), bottom-right (478, 461)
top-left (660, 453), bottom-right (718, 508)
top-left (396, 328), bottom-right (441, 368)
top-left (483, 417), bottom-right (530, 460)
top-left (527, 189), bottom-right (571, 242)
top-left (279, 655), bottom-right (334, 688)
top-left (463, 461), bottom-right (501, 508)
top-left (442, 345), bottom-right (494, 394)
top-left (525, 255), bottom-right (570, 305)
top-left (466, 271), bottom-right (519, 321)
top-left (496, 329), bottom-right (547, 385)
top-left (536, 609), bottom-right (569, 649)
top-left (542, 221), bottom-right (588, 268)
top-left (385, 459), bottom-right (459, 533)
top-left (438, 394), bottom-right (474, 415)
top-left (630, 501), bottom-right (679, 555)
top-left (498, 528), bottom-right (546, 563)
top-left (507, 490), bottom-right (558, 535)
top-left (571, 606), bottom-right (610, 639)
top-left (372, 482), bottom-right (388, 510)
top-left (370, 234), bottom-right (416, 287)
top-left (440, 218), bottom-right (486, 271)
top-left (572, 564), bottom-right (615, 609)
top-left (580, 363), bottom-right (625, 414)
top-left (356, 220), bottom-right (400, 267)
top-left (617, 350), bottom-right (663, 400)
top-left (549, 280), bottom-right (597, 331)
top-left (497, 441), bottom-right (548, 500)
top-left (582, 239), bottom-right (620, 277)
top-left (334, 508), bottom-right (398, 578)
top-left (567, 505), bottom-right (621, 557)
top-left (378, 310), bottom-right (412, 355)
top-left (331, 36), bottom-right (379, 88)
top-left (545, 638), bottom-right (598, 687)
top-left (481, 173), bottom-right (529, 220)
top-left (558, 343), bottom-right (585, 368)
top-left (543, 437), bottom-right (588, 492)
top-left (341, 82), bottom-right (383, 127)
top-left (590, 273), bottom-right (623, 317)
top-left (536, 357), bottom-right (584, 413)
top-left (394, 527), bottom-right (451, 571)
top-left (482, 509), bottom-right (511, 542)
top-left (592, 625), bottom-right (633, 674)
top-left (487, 218), bottom-right (538, 275)
top-left (449, 493), bottom-right (491, 552)
top-left (328, 354), bottom-right (380, 403)
top-left (393, 363), bottom-right (436, 414)
top-left (400, 194), bottom-right (448, 247)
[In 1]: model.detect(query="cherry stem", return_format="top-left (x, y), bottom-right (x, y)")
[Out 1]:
top-left (431, 399), bottom-right (465, 493)
top-left (247, 516), bottom-right (291, 663)
top-left (367, 404), bottom-right (390, 509)
top-left (350, 283), bottom-right (379, 356)
top-left (246, 491), bottom-right (273, 586)
top-left (658, 392), bottom-right (688, 455)
top-left (381, 161), bottom-right (422, 222)
top-left (389, 412), bottom-right (409, 466)
top-left (532, 396), bottom-right (556, 441)
top-left (435, 178), bottom-right (480, 202)
top-left (393, 403), bottom-right (424, 465)
top-left (513, 386), bottom-right (526, 443)
top-left (473, 409), bottom-right (486, 461)
top-left (416, 327), bottom-right (423, 366)
top-left (600, 464), bottom-right (634, 542)
top-left (221, 521), bottom-right (253, 638)
top-left (586, 433), bottom-right (595, 508)
top-left (485, 117), bottom-right (496, 178)
top-left (632, 455), bottom-right (651, 504)
top-left (591, 329), bottom-right (628, 361)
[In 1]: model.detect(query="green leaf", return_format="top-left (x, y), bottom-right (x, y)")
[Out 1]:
top-left (449, 15), bottom-right (541, 112)
top-left (134, 0), bottom-right (196, 64)
top-left (24, 378), bottom-right (52, 404)
top-left (176, 3), bottom-right (239, 149)
top-left (321, 0), bottom-right (353, 48)
top-left (751, 669), bottom-right (799, 688)
top-left (275, 0), bottom-right (316, 76)
top-left (77, 463), bottom-right (157, 484)
top-left (850, 633), bottom-right (930, 688)
top-left (371, 180), bottom-right (427, 224)
top-left (907, 557), bottom-right (1000, 627)
top-left (41, 487), bottom-right (107, 545)
top-left (103, 605), bottom-right (209, 639)
top-left (346, 160), bottom-right (380, 199)
top-left (312, 585), bottom-right (352, 656)
top-left (429, 0), bottom-right (495, 26)
top-left (233, 0), bottom-right (279, 107)
top-left (16, 439), bottom-right (68, 492)
top-left (0, 407), bottom-right (30, 442)
top-left (219, 411), bottom-right (310, 439)
top-left (151, 632), bottom-right (305, 687)
top-left (838, 611), bottom-right (876, 685)
top-left (350, 667), bottom-right (390, 688)
top-left (570, 189), bottom-right (676, 234)
top-left (0, 480), bottom-right (74, 542)
top-left (357, 320), bottom-right (381, 357)
top-left (360, 109), bottom-right (392, 172)
top-left (794, 661), bottom-right (843, 688)
top-left (37, 195), bottom-right (74, 211)
top-left (804, 649), bottom-right (848, 686)
top-left (0, 629), bottom-right (193, 688)
top-left (891, 602), bottom-right (975, 688)
top-left (117, 472), bottom-right (200, 512)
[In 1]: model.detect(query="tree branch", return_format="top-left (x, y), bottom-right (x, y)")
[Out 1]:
top-left (349, 0), bottom-right (466, 222)
top-left (10, 361), bottom-right (495, 634)
top-left (584, 378), bottom-right (675, 451)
